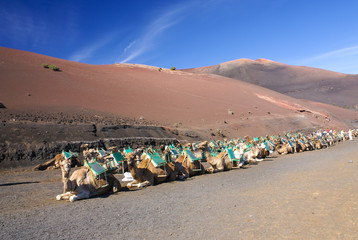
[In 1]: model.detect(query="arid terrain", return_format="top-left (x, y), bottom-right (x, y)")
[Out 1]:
top-left (1, 47), bottom-right (358, 167)
top-left (183, 58), bottom-right (358, 110)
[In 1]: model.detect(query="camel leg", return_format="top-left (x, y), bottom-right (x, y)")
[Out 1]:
top-left (69, 190), bottom-right (90, 202)
top-left (216, 166), bottom-right (224, 172)
top-left (137, 180), bottom-right (152, 188)
top-left (175, 162), bottom-right (189, 179)
top-left (127, 180), bottom-right (151, 188)
top-left (112, 179), bottom-right (121, 193)
top-left (56, 191), bottom-right (73, 201)
top-left (205, 167), bottom-right (216, 174)
top-left (127, 180), bottom-right (139, 188)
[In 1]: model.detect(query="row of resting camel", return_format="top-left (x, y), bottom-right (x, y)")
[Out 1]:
top-left (34, 129), bottom-right (357, 202)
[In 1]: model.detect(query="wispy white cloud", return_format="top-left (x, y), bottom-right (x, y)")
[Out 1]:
top-left (123, 40), bottom-right (137, 53)
top-left (298, 45), bottom-right (358, 64)
top-left (292, 45), bottom-right (358, 73)
top-left (69, 35), bottom-right (114, 62)
top-left (119, 5), bottom-right (189, 63)
top-left (118, 0), bottom-right (232, 64)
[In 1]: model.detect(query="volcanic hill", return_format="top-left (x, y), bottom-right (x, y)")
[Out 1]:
top-left (183, 58), bottom-right (358, 110)
top-left (0, 47), bottom-right (357, 166)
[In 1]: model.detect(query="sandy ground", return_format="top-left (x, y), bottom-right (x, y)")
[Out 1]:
top-left (0, 139), bottom-right (357, 239)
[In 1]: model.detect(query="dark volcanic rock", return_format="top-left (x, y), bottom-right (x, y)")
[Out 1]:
top-left (0, 102), bottom-right (6, 108)
top-left (0, 121), bottom-right (180, 168)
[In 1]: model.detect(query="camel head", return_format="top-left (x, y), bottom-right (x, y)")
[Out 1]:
top-left (133, 147), bottom-right (145, 159)
top-left (108, 146), bottom-right (118, 153)
top-left (83, 148), bottom-right (97, 162)
top-left (57, 156), bottom-right (72, 183)
top-left (196, 141), bottom-right (208, 151)
top-left (80, 143), bottom-right (89, 150)
top-left (183, 143), bottom-right (192, 150)
top-left (126, 152), bottom-right (136, 166)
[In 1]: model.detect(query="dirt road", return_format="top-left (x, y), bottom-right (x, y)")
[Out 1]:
top-left (1, 139), bottom-right (358, 239)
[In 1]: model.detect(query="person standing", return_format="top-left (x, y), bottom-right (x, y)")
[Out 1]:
top-left (348, 129), bottom-right (353, 140)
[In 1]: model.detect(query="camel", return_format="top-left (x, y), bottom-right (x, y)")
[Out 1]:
top-left (303, 140), bottom-right (314, 151)
top-left (313, 139), bottom-right (327, 149)
top-left (275, 142), bottom-right (294, 154)
top-left (196, 141), bottom-right (233, 173)
top-left (295, 140), bottom-right (306, 152)
top-left (324, 135), bottom-right (335, 147)
top-left (257, 141), bottom-right (270, 158)
top-left (126, 152), bottom-right (187, 188)
top-left (56, 156), bottom-right (121, 202)
top-left (33, 151), bottom-right (81, 171)
top-left (175, 149), bottom-right (206, 177)
top-left (242, 143), bottom-right (264, 164)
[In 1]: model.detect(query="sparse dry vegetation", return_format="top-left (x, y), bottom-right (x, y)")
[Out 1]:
top-left (49, 64), bottom-right (60, 71)
top-left (42, 63), bottom-right (60, 71)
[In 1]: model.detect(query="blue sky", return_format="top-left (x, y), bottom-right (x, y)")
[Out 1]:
top-left (1, 0), bottom-right (358, 73)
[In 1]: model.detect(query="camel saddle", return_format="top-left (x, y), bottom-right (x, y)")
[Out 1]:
top-left (108, 152), bottom-right (124, 168)
top-left (184, 150), bottom-right (201, 162)
top-left (97, 148), bottom-right (109, 158)
top-left (62, 150), bottom-right (77, 160)
top-left (226, 148), bottom-right (240, 162)
top-left (124, 147), bottom-right (133, 154)
top-left (146, 152), bottom-right (166, 167)
top-left (84, 161), bottom-right (107, 177)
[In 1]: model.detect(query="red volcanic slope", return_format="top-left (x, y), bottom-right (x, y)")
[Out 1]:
top-left (183, 58), bottom-right (358, 109)
top-left (0, 47), bottom-right (357, 138)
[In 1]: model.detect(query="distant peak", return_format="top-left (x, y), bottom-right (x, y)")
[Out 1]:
top-left (255, 58), bottom-right (274, 63)
top-left (221, 58), bottom-right (279, 66)
top-left (222, 58), bottom-right (253, 65)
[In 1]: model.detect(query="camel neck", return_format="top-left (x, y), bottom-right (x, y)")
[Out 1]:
top-left (128, 162), bottom-right (139, 180)
top-left (60, 165), bottom-right (70, 180)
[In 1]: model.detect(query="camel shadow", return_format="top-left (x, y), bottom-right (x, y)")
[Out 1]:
top-left (240, 166), bottom-right (250, 169)
top-left (0, 181), bottom-right (40, 187)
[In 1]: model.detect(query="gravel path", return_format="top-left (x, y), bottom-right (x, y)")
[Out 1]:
top-left (1, 139), bottom-right (357, 239)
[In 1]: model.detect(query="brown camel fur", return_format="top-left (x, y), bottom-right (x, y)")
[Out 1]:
top-left (243, 144), bottom-right (263, 164)
top-left (33, 153), bottom-right (81, 171)
top-left (56, 157), bottom-right (121, 202)
top-left (126, 153), bottom-right (186, 188)
top-left (276, 142), bottom-right (294, 154)
top-left (175, 151), bottom-right (205, 177)
top-left (196, 141), bottom-right (233, 173)
top-left (258, 147), bottom-right (270, 158)
top-left (296, 140), bottom-right (307, 152)
top-left (314, 139), bottom-right (326, 149)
